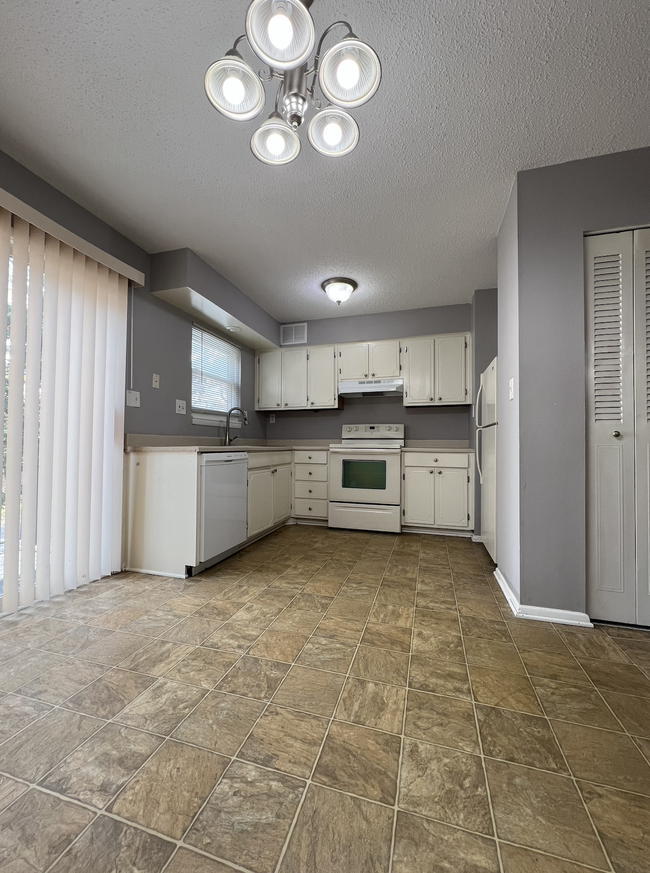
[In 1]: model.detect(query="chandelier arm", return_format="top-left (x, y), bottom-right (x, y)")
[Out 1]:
top-left (275, 77), bottom-right (286, 114)
top-left (309, 21), bottom-right (353, 97)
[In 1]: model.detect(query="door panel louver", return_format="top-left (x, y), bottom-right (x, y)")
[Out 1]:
top-left (645, 250), bottom-right (650, 422)
top-left (593, 253), bottom-right (623, 421)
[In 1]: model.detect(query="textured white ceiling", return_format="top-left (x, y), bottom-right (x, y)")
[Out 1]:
top-left (0, 1), bottom-right (649, 322)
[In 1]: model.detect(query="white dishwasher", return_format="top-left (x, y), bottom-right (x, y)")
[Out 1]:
top-left (199, 452), bottom-right (248, 563)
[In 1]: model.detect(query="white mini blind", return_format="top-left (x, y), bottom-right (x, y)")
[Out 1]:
top-left (191, 326), bottom-right (241, 413)
top-left (592, 252), bottom-right (623, 422)
top-left (0, 208), bottom-right (128, 614)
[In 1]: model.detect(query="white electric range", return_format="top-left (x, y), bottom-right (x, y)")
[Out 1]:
top-left (328, 424), bottom-right (404, 533)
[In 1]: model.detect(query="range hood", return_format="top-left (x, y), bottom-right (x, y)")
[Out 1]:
top-left (338, 378), bottom-right (404, 397)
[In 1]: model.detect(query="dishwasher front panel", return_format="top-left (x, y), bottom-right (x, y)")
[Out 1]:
top-left (199, 457), bottom-right (248, 563)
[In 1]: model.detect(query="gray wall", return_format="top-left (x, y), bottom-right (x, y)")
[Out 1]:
top-left (471, 288), bottom-right (498, 535)
top-left (497, 181), bottom-right (520, 600)
top-left (506, 146), bottom-right (650, 613)
top-left (267, 304), bottom-right (472, 442)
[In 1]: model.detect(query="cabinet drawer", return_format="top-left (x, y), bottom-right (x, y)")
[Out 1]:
top-left (294, 498), bottom-right (328, 518)
top-left (295, 464), bottom-right (328, 481)
top-left (247, 453), bottom-right (274, 469)
top-left (403, 452), bottom-right (469, 469)
top-left (294, 480), bottom-right (328, 499)
top-left (294, 450), bottom-right (328, 465)
top-left (273, 452), bottom-right (292, 466)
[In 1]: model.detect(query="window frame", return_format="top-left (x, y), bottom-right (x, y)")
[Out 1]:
top-left (190, 324), bottom-right (243, 428)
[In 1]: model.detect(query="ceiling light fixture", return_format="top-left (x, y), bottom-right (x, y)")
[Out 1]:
top-left (204, 0), bottom-right (381, 165)
top-left (321, 277), bottom-right (357, 305)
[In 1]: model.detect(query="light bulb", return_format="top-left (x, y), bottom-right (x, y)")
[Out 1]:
top-left (323, 121), bottom-right (343, 146)
top-left (336, 57), bottom-right (360, 90)
top-left (266, 132), bottom-right (285, 155)
top-left (222, 75), bottom-right (246, 105)
top-left (268, 13), bottom-right (293, 49)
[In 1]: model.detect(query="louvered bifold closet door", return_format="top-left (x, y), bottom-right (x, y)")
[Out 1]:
top-left (585, 231), bottom-right (637, 624)
top-left (633, 228), bottom-right (650, 626)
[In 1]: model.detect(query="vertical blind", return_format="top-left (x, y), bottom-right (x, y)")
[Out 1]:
top-left (0, 208), bottom-right (128, 614)
top-left (191, 326), bottom-right (241, 413)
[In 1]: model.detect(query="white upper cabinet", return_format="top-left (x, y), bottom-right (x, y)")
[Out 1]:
top-left (281, 348), bottom-right (308, 408)
top-left (403, 333), bottom-right (470, 406)
top-left (257, 350), bottom-right (282, 409)
top-left (338, 343), bottom-right (369, 380)
top-left (307, 345), bottom-right (337, 408)
top-left (368, 340), bottom-right (401, 378)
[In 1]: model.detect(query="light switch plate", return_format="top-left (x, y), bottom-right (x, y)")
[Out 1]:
top-left (176, 399), bottom-right (186, 415)
top-left (152, 373), bottom-right (160, 389)
top-left (509, 377), bottom-right (514, 401)
top-left (126, 390), bottom-right (140, 407)
top-left (269, 414), bottom-right (275, 423)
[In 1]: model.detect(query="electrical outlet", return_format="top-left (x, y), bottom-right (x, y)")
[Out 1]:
top-left (126, 390), bottom-right (140, 407)
top-left (509, 377), bottom-right (515, 401)
top-left (152, 373), bottom-right (160, 389)
top-left (269, 414), bottom-right (275, 424)
top-left (176, 399), bottom-right (186, 415)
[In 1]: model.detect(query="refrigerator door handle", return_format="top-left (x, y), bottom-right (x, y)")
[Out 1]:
top-left (476, 428), bottom-right (483, 485)
top-left (475, 379), bottom-right (484, 428)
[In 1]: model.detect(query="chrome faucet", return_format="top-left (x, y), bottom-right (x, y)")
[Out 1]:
top-left (225, 407), bottom-right (248, 446)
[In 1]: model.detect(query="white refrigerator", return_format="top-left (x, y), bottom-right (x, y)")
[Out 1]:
top-left (476, 358), bottom-right (497, 562)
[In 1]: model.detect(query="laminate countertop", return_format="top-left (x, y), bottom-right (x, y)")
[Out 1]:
top-left (125, 444), bottom-right (474, 454)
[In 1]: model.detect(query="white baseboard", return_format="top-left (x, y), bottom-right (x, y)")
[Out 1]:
top-left (493, 568), bottom-right (593, 627)
top-left (471, 535), bottom-right (484, 543)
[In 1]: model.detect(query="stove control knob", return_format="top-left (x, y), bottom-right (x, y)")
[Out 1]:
top-left (354, 426), bottom-right (359, 431)
top-left (386, 426), bottom-right (392, 431)
top-left (346, 427), bottom-right (352, 432)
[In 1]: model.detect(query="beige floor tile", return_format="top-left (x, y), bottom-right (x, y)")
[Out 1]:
top-left (279, 784), bottom-right (393, 873)
top-left (336, 677), bottom-right (406, 734)
top-left (120, 609), bottom-right (183, 638)
top-left (507, 622), bottom-right (569, 655)
top-left (465, 638), bottom-right (525, 674)
top-left (273, 664), bottom-right (345, 716)
top-left (173, 690), bottom-right (265, 755)
top-left (0, 648), bottom-right (68, 692)
top-left (578, 658), bottom-right (650, 697)
top-left (552, 719), bottom-right (650, 795)
top-left (405, 689), bottom-right (479, 753)
top-left (117, 639), bottom-right (194, 676)
top-left (165, 848), bottom-right (235, 872)
top-left (477, 705), bottom-right (568, 772)
top-left (580, 781), bottom-right (650, 873)
top-left (0, 788), bottom-right (94, 872)
top-left (314, 720), bottom-right (401, 804)
top-left (469, 665), bottom-right (542, 714)
top-left (77, 631), bottom-right (149, 666)
top-left (38, 624), bottom-right (113, 655)
top-left (0, 707), bottom-right (102, 782)
top-left (290, 593), bottom-right (333, 613)
top-left (116, 678), bottom-right (207, 735)
top-left (361, 622), bottom-right (412, 652)
top-left (533, 677), bottom-right (621, 729)
top-left (41, 723), bottom-right (162, 808)
top-left (110, 739), bottom-right (228, 839)
top-left (399, 737), bottom-right (492, 835)
top-left (0, 640), bottom-right (25, 664)
top-left (459, 615), bottom-right (511, 643)
top-left (500, 843), bottom-right (595, 872)
top-left (203, 622), bottom-right (262, 652)
top-left (601, 690), bottom-right (650, 737)
top-left (0, 693), bottom-right (52, 743)
top-left (65, 667), bottom-right (155, 718)
top-left (186, 760), bottom-right (304, 873)
top-left (392, 811), bottom-right (499, 873)
top-left (16, 658), bottom-right (107, 704)
top-left (248, 629), bottom-right (309, 663)
top-left (412, 627), bottom-right (466, 663)
top-left (486, 759), bottom-right (607, 868)
top-left (558, 629), bottom-right (630, 663)
top-left (351, 645), bottom-right (409, 686)
top-left (88, 603), bottom-right (151, 630)
top-left (0, 775), bottom-right (28, 814)
top-left (49, 815), bottom-right (175, 872)
top-left (164, 647), bottom-right (239, 688)
top-left (161, 616), bottom-right (223, 645)
top-left (315, 616), bottom-right (366, 643)
top-left (193, 599), bottom-right (245, 622)
top-left (519, 649), bottom-right (591, 685)
top-left (272, 608), bottom-right (323, 634)
top-left (296, 637), bottom-right (356, 673)
top-left (216, 655), bottom-right (289, 701)
top-left (409, 654), bottom-right (472, 699)
top-left (238, 704), bottom-right (328, 777)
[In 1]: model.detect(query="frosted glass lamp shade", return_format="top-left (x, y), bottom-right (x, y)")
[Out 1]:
top-left (251, 115), bottom-right (301, 164)
top-left (245, 0), bottom-right (315, 70)
top-left (205, 56), bottom-right (265, 121)
top-left (321, 277), bottom-right (357, 304)
top-left (308, 108), bottom-right (359, 157)
top-left (318, 38), bottom-right (381, 108)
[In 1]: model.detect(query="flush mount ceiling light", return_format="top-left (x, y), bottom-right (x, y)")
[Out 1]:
top-left (321, 277), bottom-right (357, 305)
top-left (204, 0), bottom-right (381, 165)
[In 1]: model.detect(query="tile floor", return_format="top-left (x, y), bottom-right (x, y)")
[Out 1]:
top-left (0, 527), bottom-right (649, 872)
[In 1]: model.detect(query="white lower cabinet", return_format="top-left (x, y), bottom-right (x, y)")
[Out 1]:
top-left (293, 451), bottom-right (329, 520)
top-left (402, 453), bottom-right (473, 530)
top-left (247, 457), bottom-right (292, 538)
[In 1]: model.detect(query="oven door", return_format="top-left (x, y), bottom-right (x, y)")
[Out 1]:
top-left (329, 448), bottom-right (401, 505)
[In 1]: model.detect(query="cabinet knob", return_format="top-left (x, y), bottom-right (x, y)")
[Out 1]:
top-left (364, 373), bottom-right (368, 377)
top-left (433, 458), bottom-right (438, 462)
top-left (308, 455), bottom-right (312, 459)
top-left (429, 396), bottom-right (433, 401)
top-left (308, 506), bottom-right (312, 511)
top-left (429, 470), bottom-right (433, 474)
top-left (438, 470), bottom-right (442, 475)
top-left (308, 489), bottom-right (312, 493)
top-left (613, 430), bottom-right (621, 437)
top-left (276, 403), bottom-right (280, 407)
top-left (371, 373), bottom-right (375, 377)
top-left (284, 403), bottom-right (288, 407)
top-left (308, 471), bottom-right (312, 476)
top-left (438, 396), bottom-right (442, 401)
top-left (310, 402), bottom-right (314, 406)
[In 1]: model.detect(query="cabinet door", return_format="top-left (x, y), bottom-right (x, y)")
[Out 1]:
top-left (369, 340), bottom-right (401, 378)
top-left (435, 335), bottom-right (467, 403)
top-left (434, 468), bottom-right (469, 528)
top-left (281, 348), bottom-right (308, 408)
top-left (308, 345), bottom-right (337, 407)
top-left (403, 338), bottom-right (433, 405)
top-left (403, 467), bottom-right (434, 525)
top-left (272, 465), bottom-right (292, 523)
top-left (248, 468), bottom-right (274, 537)
top-left (257, 350), bottom-right (282, 410)
top-left (338, 343), bottom-right (369, 380)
